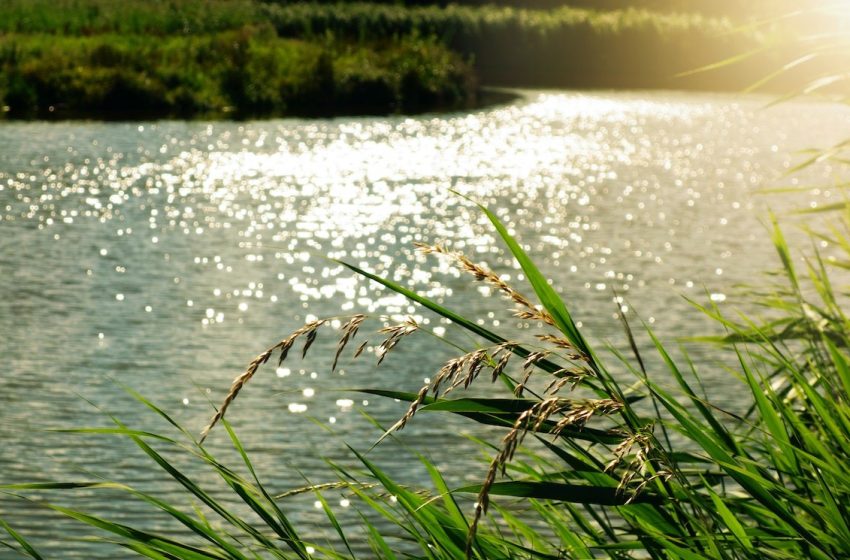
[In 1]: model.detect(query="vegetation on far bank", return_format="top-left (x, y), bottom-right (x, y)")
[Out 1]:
top-left (0, 0), bottom-right (780, 119)
top-left (0, 29), bottom-right (474, 119)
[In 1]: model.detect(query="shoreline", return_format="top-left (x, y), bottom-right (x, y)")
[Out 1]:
top-left (0, 87), bottom-right (522, 123)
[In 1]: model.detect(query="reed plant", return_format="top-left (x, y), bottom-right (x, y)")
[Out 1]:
top-left (4, 189), bottom-right (850, 558)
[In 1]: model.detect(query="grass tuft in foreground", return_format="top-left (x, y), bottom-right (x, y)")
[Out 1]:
top-left (4, 193), bottom-right (850, 558)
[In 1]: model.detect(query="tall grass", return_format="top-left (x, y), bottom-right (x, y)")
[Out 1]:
top-left (0, 0), bottom-right (261, 36)
top-left (221, 3), bottom-right (769, 89)
top-left (0, 0), bottom-right (739, 36)
top-left (4, 194), bottom-right (850, 558)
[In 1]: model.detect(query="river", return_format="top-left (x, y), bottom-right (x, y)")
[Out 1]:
top-left (0, 90), bottom-right (846, 557)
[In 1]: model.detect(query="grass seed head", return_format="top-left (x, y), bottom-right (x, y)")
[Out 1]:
top-left (416, 242), bottom-right (556, 326)
top-left (200, 319), bottom-right (326, 443)
top-left (376, 317), bottom-right (419, 366)
top-left (333, 314), bottom-right (366, 371)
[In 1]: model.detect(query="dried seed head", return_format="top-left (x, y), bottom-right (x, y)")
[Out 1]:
top-left (200, 319), bottom-right (325, 443)
top-left (353, 340), bottom-right (369, 358)
top-left (626, 470), bottom-right (673, 503)
top-left (514, 308), bottom-right (557, 327)
top-left (376, 317), bottom-right (419, 366)
top-left (449, 349), bottom-right (489, 392)
top-left (536, 334), bottom-right (573, 349)
top-left (415, 242), bottom-right (555, 326)
top-left (390, 386), bottom-right (430, 433)
top-left (389, 345), bottom-right (516, 436)
top-left (491, 350), bottom-right (512, 382)
top-left (333, 314), bottom-right (366, 372)
top-left (544, 367), bottom-right (594, 394)
top-left (552, 398), bottom-right (623, 435)
top-left (535, 334), bottom-right (587, 361)
top-left (466, 397), bottom-right (570, 555)
top-left (200, 349), bottom-right (271, 443)
top-left (302, 329), bottom-right (318, 359)
top-left (513, 351), bottom-right (549, 397)
top-left (603, 425), bottom-right (667, 502)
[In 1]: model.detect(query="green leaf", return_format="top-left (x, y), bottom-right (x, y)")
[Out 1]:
top-left (470, 198), bottom-right (589, 358)
top-left (356, 389), bottom-right (623, 444)
top-left (0, 517), bottom-right (43, 560)
top-left (421, 398), bottom-right (539, 414)
top-left (455, 481), bottom-right (663, 506)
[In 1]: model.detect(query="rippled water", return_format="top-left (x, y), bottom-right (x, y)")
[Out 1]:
top-left (1, 90), bottom-right (846, 557)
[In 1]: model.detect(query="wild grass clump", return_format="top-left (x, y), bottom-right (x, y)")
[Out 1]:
top-left (191, 201), bottom-right (850, 559)
top-left (6, 191), bottom-right (850, 558)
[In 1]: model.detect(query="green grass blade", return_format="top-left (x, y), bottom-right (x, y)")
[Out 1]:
top-left (468, 198), bottom-right (588, 357)
top-left (356, 512), bottom-right (397, 560)
top-left (421, 398), bottom-right (539, 414)
top-left (49, 505), bottom-right (228, 560)
top-left (358, 389), bottom-right (623, 444)
top-left (0, 518), bottom-right (43, 560)
top-left (455, 481), bottom-right (663, 505)
top-left (221, 419), bottom-right (309, 559)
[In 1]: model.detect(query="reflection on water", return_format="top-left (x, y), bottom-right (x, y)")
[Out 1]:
top-left (0, 90), bottom-right (846, 556)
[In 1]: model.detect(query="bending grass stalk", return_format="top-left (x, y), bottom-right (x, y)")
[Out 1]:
top-left (10, 193), bottom-right (850, 559)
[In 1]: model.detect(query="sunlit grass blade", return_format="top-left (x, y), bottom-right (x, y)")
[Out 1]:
top-left (455, 481), bottom-right (663, 506)
top-left (464, 196), bottom-right (589, 358)
top-left (0, 517), bottom-right (43, 560)
top-left (357, 389), bottom-right (623, 444)
top-left (49, 505), bottom-right (229, 560)
top-left (675, 45), bottom-right (770, 77)
top-left (221, 419), bottom-right (309, 559)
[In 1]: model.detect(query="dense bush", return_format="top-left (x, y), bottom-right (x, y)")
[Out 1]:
top-left (0, 31), bottom-right (475, 118)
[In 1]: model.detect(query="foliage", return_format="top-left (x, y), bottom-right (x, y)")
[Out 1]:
top-left (0, 31), bottom-right (474, 118)
top-left (0, 0), bottom-right (772, 96)
top-left (0, 0), bottom-right (262, 36)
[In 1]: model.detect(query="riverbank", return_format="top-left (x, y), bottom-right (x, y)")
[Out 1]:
top-left (0, 0), bottom-right (777, 120)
